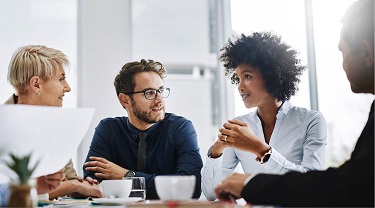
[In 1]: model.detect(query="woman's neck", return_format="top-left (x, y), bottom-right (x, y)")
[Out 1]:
top-left (257, 100), bottom-right (283, 122)
top-left (257, 99), bottom-right (283, 144)
top-left (17, 93), bottom-right (38, 105)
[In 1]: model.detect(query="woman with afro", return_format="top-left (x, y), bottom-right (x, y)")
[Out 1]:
top-left (202, 32), bottom-right (327, 200)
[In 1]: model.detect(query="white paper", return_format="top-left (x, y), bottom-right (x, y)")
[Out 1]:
top-left (0, 105), bottom-right (95, 184)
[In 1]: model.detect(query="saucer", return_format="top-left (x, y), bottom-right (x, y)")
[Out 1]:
top-left (92, 197), bottom-right (142, 205)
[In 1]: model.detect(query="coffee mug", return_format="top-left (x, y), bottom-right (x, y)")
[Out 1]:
top-left (99, 179), bottom-right (132, 198)
top-left (155, 175), bottom-right (196, 201)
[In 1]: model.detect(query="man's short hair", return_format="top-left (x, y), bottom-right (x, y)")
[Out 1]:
top-left (114, 59), bottom-right (167, 96)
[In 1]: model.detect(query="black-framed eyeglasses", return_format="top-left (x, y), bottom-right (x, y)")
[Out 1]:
top-left (125, 88), bottom-right (170, 100)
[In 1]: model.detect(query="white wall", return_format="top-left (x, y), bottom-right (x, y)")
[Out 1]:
top-left (165, 76), bottom-right (217, 164)
top-left (0, 0), bottom-right (77, 107)
top-left (76, 0), bottom-right (132, 175)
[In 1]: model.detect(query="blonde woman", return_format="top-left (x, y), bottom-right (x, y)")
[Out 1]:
top-left (5, 45), bottom-right (104, 200)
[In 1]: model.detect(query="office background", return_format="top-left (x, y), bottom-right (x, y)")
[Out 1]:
top-left (0, 0), bottom-right (373, 178)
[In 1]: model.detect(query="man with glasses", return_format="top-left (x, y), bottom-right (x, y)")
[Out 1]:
top-left (83, 59), bottom-right (203, 200)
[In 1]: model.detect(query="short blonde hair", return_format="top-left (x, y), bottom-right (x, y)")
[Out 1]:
top-left (7, 45), bottom-right (70, 95)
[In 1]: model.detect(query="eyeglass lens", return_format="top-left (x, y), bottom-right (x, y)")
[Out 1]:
top-left (145, 88), bottom-right (169, 100)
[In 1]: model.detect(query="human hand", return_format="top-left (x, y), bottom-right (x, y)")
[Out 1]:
top-left (36, 168), bottom-right (65, 194)
top-left (85, 176), bottom-right (99, 185)
top-left (214, 173), bottom-right (251, 203)
top-left (219, 119), bottom-right (269, 157)
top-left (69, 179), bottom-right (104, 198)
top-left (210, 135), bottom-right (231, 158)
top-left (84, 157), bottom-right (127, 180)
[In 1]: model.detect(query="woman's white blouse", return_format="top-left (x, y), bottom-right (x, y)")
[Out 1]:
top-left (201, 101), bottom-right (327, 200)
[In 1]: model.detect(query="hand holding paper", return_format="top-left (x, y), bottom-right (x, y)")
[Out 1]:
top-left (0, 105), bottom-right (95, 184)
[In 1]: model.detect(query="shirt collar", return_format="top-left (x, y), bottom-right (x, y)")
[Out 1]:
top-left (251, 100), bottom-right (292, 118)
top-left (278, 100), bottom-right (292, 115)
top-left (126, 119), bottom-right (160, 140)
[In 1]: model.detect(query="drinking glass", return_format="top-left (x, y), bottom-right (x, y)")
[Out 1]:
top-left (124, 177), bottom-right (146, 201)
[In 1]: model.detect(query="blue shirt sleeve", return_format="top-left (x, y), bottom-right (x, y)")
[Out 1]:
top-left (83, 120), bottom-right (113, 180)
top-left (173, 119), bottom-right (203, 198)
top-left (0, 184), bottom-right (9, 207)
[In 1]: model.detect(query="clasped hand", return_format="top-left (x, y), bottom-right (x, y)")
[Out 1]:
top-left (36, 168), bottom-right (65, 194)
top-left (217, 119), bottom-right (269, 156)
top-left (214, 173), bottom-right (251, 203)
top-left (84, 157), bottom-right (127, 180)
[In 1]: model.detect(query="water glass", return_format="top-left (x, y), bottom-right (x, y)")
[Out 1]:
top-left (125, 177), bottom-right (146, 201)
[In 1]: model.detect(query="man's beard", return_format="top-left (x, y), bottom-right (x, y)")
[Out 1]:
top-left (131, 98), bottom-right (165, 124)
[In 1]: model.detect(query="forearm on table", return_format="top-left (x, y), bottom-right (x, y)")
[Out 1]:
top-left (48, 179), bottom-right (80, 200)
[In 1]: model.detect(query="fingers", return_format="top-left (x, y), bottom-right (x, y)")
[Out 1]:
top-left (85, 166), bottom-right (107, 173)
top-left (219, 133), bottom-right (229, 143)
top-left (219, 127), bottom-right (230, 138)
top-left (85, 176), bottom-right (99, 185)
top-left (227, 119), bottom-right (247, 126)
top-left (222, 119), bottom-right (247, 132)
top-left (217, 133), bottom-right (230, 143)
top-left (94, 172), bottom-right (110, 179)
top-left (84, 160), bottom-right (105, 168)
top-left (215, 183), bottom-right (237, 203)
top-left (89, 156), bottom-right (109, 163)
top-left (215, 173), bottom-right (252, 202)
top-left (44, 176), bottom-right (63, 191)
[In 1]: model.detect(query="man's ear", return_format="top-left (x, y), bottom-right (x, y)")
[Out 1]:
top-left (29, 76), bottom-right (40, 94)
top-left (362, 39), bottom-right (374, 68)
top-left (118, 93), bottom-right (131, 108)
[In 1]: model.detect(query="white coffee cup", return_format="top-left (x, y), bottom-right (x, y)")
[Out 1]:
top-left (155, 175), bottom-right (196, 201)
top-left (99, 179), bottom-right (133, 198)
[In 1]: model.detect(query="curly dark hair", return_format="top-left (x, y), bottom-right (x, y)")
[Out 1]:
top-left (114, 59), bottom-right (167, 96)
top-left (219, 32), bottom-right (306, 101)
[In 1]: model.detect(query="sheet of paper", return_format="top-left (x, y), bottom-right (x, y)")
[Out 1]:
top-left (0, 105), bottom-right (95, 184)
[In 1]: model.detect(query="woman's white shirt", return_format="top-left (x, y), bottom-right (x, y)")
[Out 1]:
top-left (201, 101), bottom-right (327, 200)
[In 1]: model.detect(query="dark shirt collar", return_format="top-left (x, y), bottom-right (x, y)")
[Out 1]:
top-left (126, 119), bottom-right (161, 141)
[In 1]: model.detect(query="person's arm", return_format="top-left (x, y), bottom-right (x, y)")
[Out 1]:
top-left (48, 179), bottom-right (103, 200)
top-left (84, 156), bottom-right (127, 180)
top-left (83, 120), bottom-right (115, 181)
top-left (36, 169), bottom-right (65, 195)
top-left (214, 173), bottom-right (251, 203)
top-left (172, 119), bottom-right (203, 199)
top-left (49, 159), bottom-right (103, 199)
top-left (201, 146), bottom-right (239, 201)
top-left (263, 112), bottom-right (327, 174)
top-left (241, 110), bottom-right (374, 207)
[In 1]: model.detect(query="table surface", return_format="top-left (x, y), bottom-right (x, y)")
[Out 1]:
top-left (38, 198), bottom-right (251, 208)
top-left (127, 200), bottom-right (250, 208)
